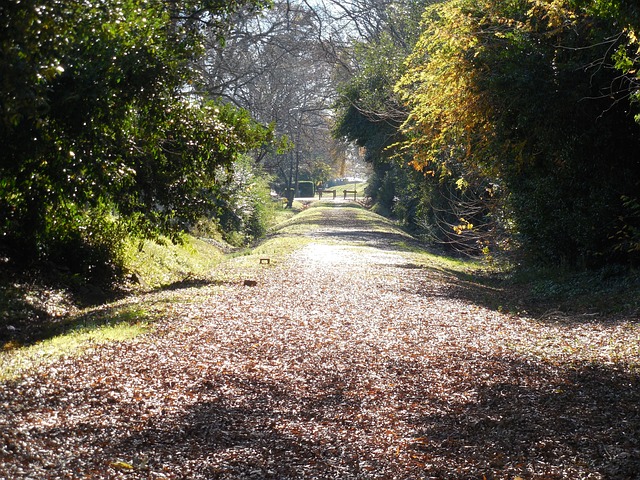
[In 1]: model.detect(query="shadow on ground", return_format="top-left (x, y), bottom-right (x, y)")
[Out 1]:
top-left (0, 274), bottom-right (231, 348)
top-left (308, 229), bottom-right (423, 252)
top-left (11, 353), bottom-right (637, 479)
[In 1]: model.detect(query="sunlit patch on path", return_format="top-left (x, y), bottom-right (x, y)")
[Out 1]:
top-left (297, 242), bottom-right (406, 267)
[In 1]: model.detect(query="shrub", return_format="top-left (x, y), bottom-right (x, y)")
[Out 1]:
top-left (43, 201), bottom-right (127, 286)
top-left (212, 156), bottom-right (275, 245)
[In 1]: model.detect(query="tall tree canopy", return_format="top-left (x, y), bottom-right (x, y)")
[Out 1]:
top-left (4, 0), bottom-right (640, 278)
top-left (198, 0), bottom-right (345, 198)
top-left (330, 0), bottom-right (640, 263)
top-left (332, 0), bottom-right (476, 248)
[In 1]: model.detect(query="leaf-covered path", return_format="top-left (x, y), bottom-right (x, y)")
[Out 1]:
top-left (2, 204), bottom-right (640, 479)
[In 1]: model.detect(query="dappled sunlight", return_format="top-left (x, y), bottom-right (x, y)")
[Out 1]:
top-left (1, 204), bottom-right (639, 479)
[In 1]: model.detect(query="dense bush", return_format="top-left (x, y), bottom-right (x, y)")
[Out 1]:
top-left (44, 202), bottom-right (129, 285)
top-left (0, 0), bottom-right (272, 282)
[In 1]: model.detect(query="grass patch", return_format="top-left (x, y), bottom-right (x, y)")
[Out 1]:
top-left (223, 204), bottom-right (317, 273)
top-left (329, 181), bottom-right (368, 198)
top-left (408, 248), bottom-right (485, 274)
top-left (272, 202), bottom-right (400, 236)
top-left (353, 207), bottom-right (411, 236)
top-left (253, 234), bottom-right (314, 261)
top-left (353, 181), bottom-right (368, 197)
top-left (269, 200), bottom-right (307, 226)
top-left (271, 209), bottom-right (326, 235)
top-left (1, 305), bottom-right (150, 381)
top-left (511, 264), bottom-right (640, 316)
top-left (124, 235), bottom-right (225, 289)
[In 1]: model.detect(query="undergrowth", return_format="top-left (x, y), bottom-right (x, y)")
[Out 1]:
top-left (512, 264), bottom-right (640, 316)
top-left (123, 235), bottom-right (225, 290)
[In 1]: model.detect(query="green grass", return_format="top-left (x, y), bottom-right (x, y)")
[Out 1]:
top-left (352, 207), bottom-right (411, 235)
top-left (329, 181), bottom-right (368, 197)
top-left (510, 264), bottom-right (640, 316)
top-left (223, 204), bottom-right (320, 273)
top-left (1, 305), bottom-right (150, 381)
top-left (408, 248), bottom-right (484, 274)
top-left (353, 181), bottom-right (368, 197)
top-left (124, 235), bottom-right (225, 289)
top-left (254, 234), bottom-right (313, 260)
top-left (122, 201), bottom-right (310, 288)
top-left (270, 200), bottom-right (306, 225)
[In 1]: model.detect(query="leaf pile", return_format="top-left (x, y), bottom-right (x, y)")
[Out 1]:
top-left (1, 206), bottom-right (640, 479)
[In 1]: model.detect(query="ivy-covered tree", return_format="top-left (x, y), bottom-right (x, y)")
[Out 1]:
top-left (332, 0), bottom-right (494, 253)
top-left (396, 0), bottom-right (640, 265)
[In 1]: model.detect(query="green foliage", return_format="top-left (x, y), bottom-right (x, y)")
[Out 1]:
top-left (0, 0), bottom-right (273, 279)
top-left (213, 156), bottom-right (275, 245)
top-left (310, 161), bottom-right (334, 187)
top-left (615, 196), bottom-right (640, 262)
top-left (365, 160), bottom-right (426, 230)
top-left (45, 201), bottom-right (129, 285)
top-left (333, 0), bottom-right (506, 256)
top-left (333, 1), bottom-right (437, 240)
top-left (123, 235), bottom-right (225, 289)
top-left (333, 52), bottom-right (404, 168)
top-left (332, 1), bottom-right (432, 164)
top-left (395, 0), bottom-right (640, 266)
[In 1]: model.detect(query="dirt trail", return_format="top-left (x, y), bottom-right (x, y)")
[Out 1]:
top-left (1, 204), bottom-right (639, 479)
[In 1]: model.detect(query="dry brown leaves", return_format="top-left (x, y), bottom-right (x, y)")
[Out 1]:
top-left (1, 207), bottom-right (640, 479)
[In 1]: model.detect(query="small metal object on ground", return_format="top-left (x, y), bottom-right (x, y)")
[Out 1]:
top-left (260, 258), bottom-right (270, 264)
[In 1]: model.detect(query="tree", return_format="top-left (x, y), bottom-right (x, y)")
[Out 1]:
top-left (197, 1), bottom-right (341, 204)
top-left (395, 0), bottom-right (640, 265)
top-left (331, 0), bottom-right (467, 240)
top-left (0, 0), bottom-right (271, 280)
